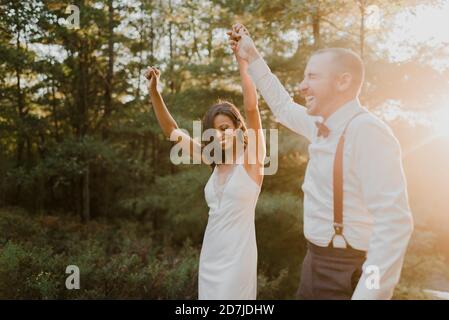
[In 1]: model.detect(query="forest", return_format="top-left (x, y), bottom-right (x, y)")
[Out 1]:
top-left (1, 0), bottom-right (449, 299)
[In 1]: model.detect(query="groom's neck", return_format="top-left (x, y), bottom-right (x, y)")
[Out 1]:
top-left (321, 96), bottom-right (359, 121)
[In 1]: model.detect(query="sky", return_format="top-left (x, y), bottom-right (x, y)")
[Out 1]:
top-left (383, 0), bottom-right (449, 68)
top-left (369, 1), bottom-right (449, 135)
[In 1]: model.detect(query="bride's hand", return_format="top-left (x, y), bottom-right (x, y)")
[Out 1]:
top-left (228, 33), bottom-right (249, 70)
top-left (145, 66), bottom-right (161, 93)
top-left (227, 23), bottom-right (255, 63)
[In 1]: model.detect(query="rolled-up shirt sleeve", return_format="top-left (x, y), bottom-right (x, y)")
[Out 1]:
top-left (247, 58), bottom-right (316, 142)
top-left (351, 120), bottom-right (414, 299)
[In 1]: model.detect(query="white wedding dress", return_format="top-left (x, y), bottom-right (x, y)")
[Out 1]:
top-left (199, 158), bottom-right (261, 300)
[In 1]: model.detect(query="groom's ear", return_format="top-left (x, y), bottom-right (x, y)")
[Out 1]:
top-left (336, 72), bottom-right (353, 92)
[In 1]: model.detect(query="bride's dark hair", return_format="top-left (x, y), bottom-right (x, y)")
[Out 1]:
top-left (202, 100), bottom-right (248, 168)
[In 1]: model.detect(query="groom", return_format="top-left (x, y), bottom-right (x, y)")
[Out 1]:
top-left (228, 24), bottom-right (414, 300)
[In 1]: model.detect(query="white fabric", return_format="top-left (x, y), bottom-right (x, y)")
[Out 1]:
top-left (248, 57), bottom-right (414, 300)
top-left (199, 161), bottom-right (261, 300)
top-left (213, 165), bottom-right (236, 204)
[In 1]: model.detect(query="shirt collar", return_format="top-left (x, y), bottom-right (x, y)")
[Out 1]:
top-left (321, 98), bottom-right (363, 132)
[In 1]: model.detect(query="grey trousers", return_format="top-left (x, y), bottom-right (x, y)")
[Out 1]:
top-left (297, 241), bottom-right (366, 300)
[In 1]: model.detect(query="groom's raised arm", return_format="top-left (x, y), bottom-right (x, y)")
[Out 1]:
top-left (229, 25), bottom-right (316, 142)
top-left (247, 58), bottom-right (316, 142)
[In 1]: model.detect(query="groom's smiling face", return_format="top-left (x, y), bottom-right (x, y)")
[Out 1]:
top-left (299, 52), bottom-right (340, 117)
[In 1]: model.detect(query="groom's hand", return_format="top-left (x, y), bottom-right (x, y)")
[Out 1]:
top-left (226, 23), bottom-right (260, 64)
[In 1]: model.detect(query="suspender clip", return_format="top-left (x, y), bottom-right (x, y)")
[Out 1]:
top-left (333, 223), bottom-right (344, 235)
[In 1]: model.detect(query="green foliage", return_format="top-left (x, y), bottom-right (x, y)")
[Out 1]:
top-left (0, 208), bottom-right (199, 299)
top-left (1, 0), bottom-right (448, 299)
top-left (0, 207), bottom-right (439, 299)
top-left (393, 229), bottom-right (449, 300)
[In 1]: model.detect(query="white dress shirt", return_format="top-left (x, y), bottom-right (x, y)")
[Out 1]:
top-left (248, 58), bottom-right (414, 300)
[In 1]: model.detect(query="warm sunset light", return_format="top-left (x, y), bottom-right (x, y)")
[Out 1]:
top-left (385, 1), bottom-right (449, 67)
top-left (432, 104), bottom-right (449, 137)
top-left (0, 0), bottom-right (448, 305)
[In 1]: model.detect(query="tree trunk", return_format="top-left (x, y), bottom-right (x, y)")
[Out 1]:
top-left (75, 28), bottom-right (91, 222)
top-left (168, 0), bottom-right (175, 93)
top-left (358, 0), bottom-right (366, 60)
top-left (103, 0), bottom-right (114, 139)
top-left (207, 28), bottom-right (213, 59)
top-left (51, 74), bottom-right (60, 142)
top-left (81, 164), bottom-right (90, 223)
top-left (15, 28), bottom-right (26, 203)
top-left (142, 135), bottom-right (149, 162)
top-left (149, 10), bottom-right (155, 66)
top-left (151, 133), bottom-right (157, 182)
top-left (311, 3), bottom-right (321, 48)
top-left (136, 1), bottom-right (145, 99)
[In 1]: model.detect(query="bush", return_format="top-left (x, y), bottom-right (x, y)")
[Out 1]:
top-left (1, 207), bottom-right (445, 299)
top-left (0, 207), bottom-right (199, 299)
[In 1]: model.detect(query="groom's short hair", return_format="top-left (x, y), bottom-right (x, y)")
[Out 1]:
top-left (312, 48), bottom-right (365, 94)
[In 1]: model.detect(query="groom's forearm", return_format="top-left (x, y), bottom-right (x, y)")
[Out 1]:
top-left (247, 58), bottom-right (287, 115)
top-left (352, 127), bottom-right (414, 300)
top-left (352, 227), bottom-right (412, 300)
top-left (352, 200), bottom-right (413, 300)
top-left (247, 46), bottom-right (262, 65)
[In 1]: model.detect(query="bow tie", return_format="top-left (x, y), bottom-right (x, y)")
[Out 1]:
top-left (315, 121), bottom-right (330, 138)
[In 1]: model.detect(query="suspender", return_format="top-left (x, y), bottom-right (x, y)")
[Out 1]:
top-left (330, 111), bottom-right (366, 249)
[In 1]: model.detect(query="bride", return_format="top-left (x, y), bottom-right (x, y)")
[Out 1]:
top-left (145, 45), bottom-right (265, 300)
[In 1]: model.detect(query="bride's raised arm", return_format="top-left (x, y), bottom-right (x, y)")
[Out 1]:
top-left (145, 67), bottom-right (203, 163)
top-left (232, 46), bottom-right (266, 183)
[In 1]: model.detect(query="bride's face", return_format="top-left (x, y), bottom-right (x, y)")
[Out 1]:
top-left (213, 114), bottom-right (237, 150)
